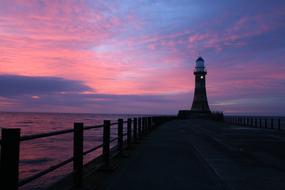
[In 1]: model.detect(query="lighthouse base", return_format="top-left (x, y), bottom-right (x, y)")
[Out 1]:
top-left (177, 110), bottom-right (212, 119)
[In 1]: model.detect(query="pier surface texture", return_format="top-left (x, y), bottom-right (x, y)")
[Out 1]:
top-left (50, 119), bottom-right (285, 190)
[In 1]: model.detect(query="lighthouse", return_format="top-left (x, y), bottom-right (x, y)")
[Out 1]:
top-left (191, 57), bottom-right (211, 113)
top-left (178, 56), bottom-right (211, 118)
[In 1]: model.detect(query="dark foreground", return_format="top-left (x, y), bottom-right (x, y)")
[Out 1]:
top-left (49, 119), bottom-right (285, 190)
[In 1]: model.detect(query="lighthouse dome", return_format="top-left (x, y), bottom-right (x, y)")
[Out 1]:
top-left (196, 57), bottom-right (204, 62)
top-left (195, 56), bottom-right (205, 72)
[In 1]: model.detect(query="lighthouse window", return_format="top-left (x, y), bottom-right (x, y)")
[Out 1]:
top-left (200, 76), bottom-right (204, 79)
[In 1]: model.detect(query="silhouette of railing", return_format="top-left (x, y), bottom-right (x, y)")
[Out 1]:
top-left (225, 116), bottom-right (283, 130)
top-left (0, 116), bottom-right (175, 190)
top-left (210, 111), bottom-right (224, 121)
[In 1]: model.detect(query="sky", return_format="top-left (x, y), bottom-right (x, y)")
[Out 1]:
top-left (0, 0), bottom-right (285, 115)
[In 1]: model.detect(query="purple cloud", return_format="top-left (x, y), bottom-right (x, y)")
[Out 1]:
top-left (0, 75), bottom-right (92, 97)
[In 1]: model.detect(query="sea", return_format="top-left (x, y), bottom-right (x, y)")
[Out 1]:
top-left (0, 112), bottom-right (148, 190)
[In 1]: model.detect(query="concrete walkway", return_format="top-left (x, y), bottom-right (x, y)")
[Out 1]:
top-left (48, 119), bottom-right (285, 190)
top-left (186, 119), bottom-right (285, 190)
top-left (101, 120), bottom-right (224, 190)
top-left (86, 119), bottom-right (285, 190)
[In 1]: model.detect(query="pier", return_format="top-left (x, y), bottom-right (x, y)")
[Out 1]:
top-left (1, 116), bottom-right (284, 190)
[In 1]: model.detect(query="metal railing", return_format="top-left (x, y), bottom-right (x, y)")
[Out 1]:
top-left (225, 116), bottom-right (283, 130)
top-left (0, 116), bottom-right (175, 190)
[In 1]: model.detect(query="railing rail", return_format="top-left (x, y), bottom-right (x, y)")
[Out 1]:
top-left (19, 124), bottom-right (104, 142)
top-left (0, 115), bottom-right (175, 190)
top-left (224, 115), bottom-right (283, 130)
top-left (18, 156), bottom-right (74, 187)
top-left (20, 128), bottom-right (74, 141)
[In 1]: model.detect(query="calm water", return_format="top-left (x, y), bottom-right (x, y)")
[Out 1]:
top-left (0, 112), bottom-right (145, 190)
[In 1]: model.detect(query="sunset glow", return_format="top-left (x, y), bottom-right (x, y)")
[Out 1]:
top-left (0, 0), bottom-right (285, 114)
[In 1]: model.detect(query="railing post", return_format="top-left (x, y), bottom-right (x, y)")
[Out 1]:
top-left (0, 128), bottom-right (21, 190)
top-left (265, 118), bottom-right (268, 128)
top-left (141, 117), bottom-right (145, 134)
top-left (148, 117), bottom-right (150, 131)
top-left (271, 118), bottom-right (274, 129)
top-left (143, 117), bottom-right (147, 134)
top-left (251, 117), bottom-right (253, 127)
top-left (148, 117), bottom-right (152, 131)
top-left (138, 117), bottom-right (142, 139)
top-left (255, 118), bottom-right (257, 127)
top-left (133, 118), bottom-right (138, 143)
top-left (117, 119), bottom-right (123, 154)
top-left (142, 117), bottom-right (145, 134)
top-left (278, 118), bottom-right (281, 130)
top-left (259, 118), bottom-right (262, 128)
top-left (127, 118), bottom-right (132, 147)
top-left (146, 117), bottom-right (149, 132)
top-left (73, 122), bottom-right (83, 188)
top-left (103, 120), bottom-right (111, 166)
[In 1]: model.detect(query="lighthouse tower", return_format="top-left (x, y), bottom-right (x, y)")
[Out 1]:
top-left (177, 56), bottom-right (211, 118)
top-left (191, 57), bottom-right (211, 113)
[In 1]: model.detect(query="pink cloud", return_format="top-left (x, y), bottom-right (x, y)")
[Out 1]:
top-left (0, 1), bottom-right (284, 114)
